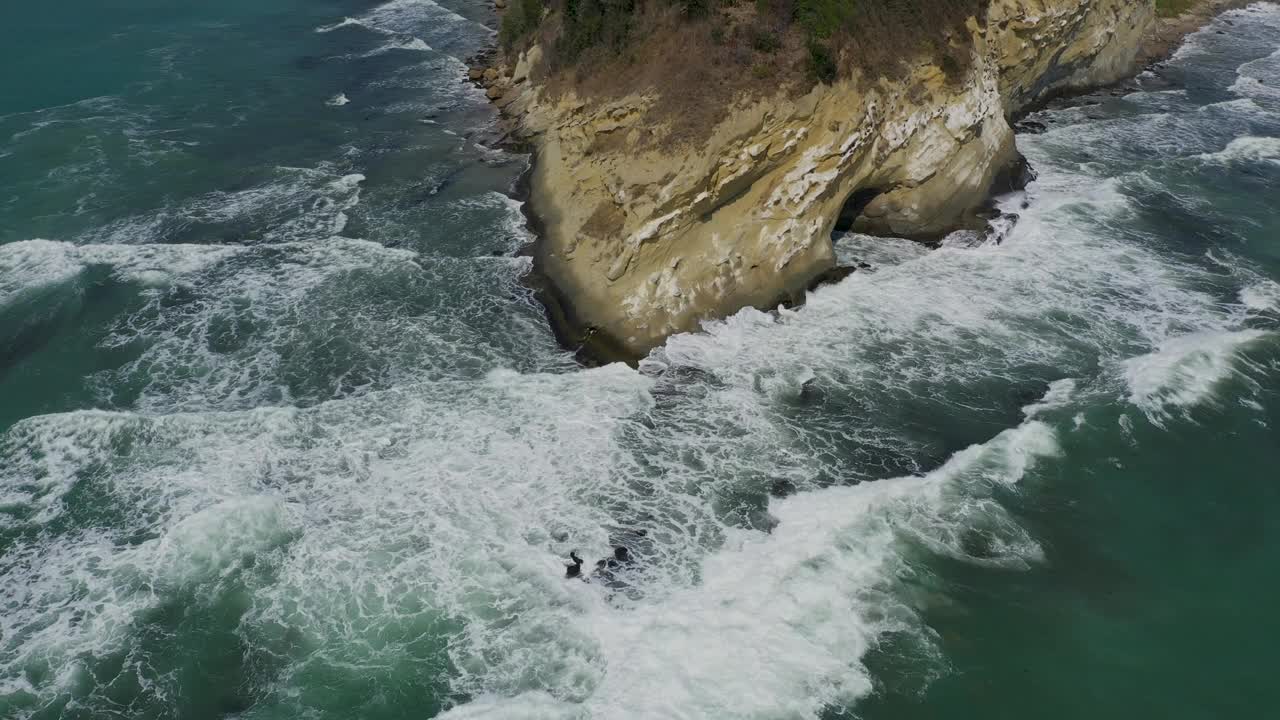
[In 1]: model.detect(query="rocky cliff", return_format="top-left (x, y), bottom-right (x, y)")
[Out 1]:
top-left (489, 0), bottom-right (1154, 359)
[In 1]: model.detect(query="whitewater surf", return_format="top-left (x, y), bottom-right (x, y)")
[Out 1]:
top-left (3, 2), bottom-right (1280, 719)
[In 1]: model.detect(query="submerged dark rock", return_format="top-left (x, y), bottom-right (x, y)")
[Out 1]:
top-left (1015, 119), bottom-right (1048, 134)
top-left (988, 153), bottom-right (1038, 196)
top-left (770, 478), bottom-right (799, 498)
top-left (805, 265), bottom-right (859, 292)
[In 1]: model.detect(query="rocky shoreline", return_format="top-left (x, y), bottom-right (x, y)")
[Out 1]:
top-left (467, 0), bottom-right (1250, 365)
top-left (1140, 0), bottom-right (1258, 64)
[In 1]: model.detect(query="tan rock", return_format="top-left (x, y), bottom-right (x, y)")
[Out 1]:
top-left (468, 67), bottom-right (484, 82)
top-left (483, 67), bottom-right (499, 84)
top-left (495, 0), bottom-right (507, 7)
top-left (511, 45), bottom-right (542, 84)
top-left (512, 0), bottom-right (1156, 357)
top-left (486, 85), bottom-right (504, 100)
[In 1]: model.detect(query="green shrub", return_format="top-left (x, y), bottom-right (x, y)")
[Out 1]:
top-left (806, 39), bottom-right (836, 84)
top-left (1155, 0), bottom-right (1194, 16)
top-left (499, 17), bottom-right (520, 48)
top-left (681, 0), bottom-right (711, 17)
top-left (795, 0), bottom-right (852, 39)
top-left (529, 0), bottom-right (982, 87)
top-left (500, 0), bottom-right (545, 49)
top-left (557, 0), bottom-right (638, 60)
top-left (749, 26), bottom-right (782, 53)
top-left (788, 0), bottom-right (983, 81)
top-left (751, 62), bottom-right (773, 79)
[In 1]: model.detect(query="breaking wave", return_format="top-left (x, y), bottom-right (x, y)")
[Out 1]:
top-left (3, 2), bottom-right (1279, 719)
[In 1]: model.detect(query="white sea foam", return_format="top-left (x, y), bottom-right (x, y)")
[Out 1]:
top-left (362, 37), bottom-right (434, 56)
top-left (1174, 3), bottom-right (1280, 59)
top-left (1122, 330), bottom-right (1268, 426)
top-left (154, 495), bottom-right (295, 587)
top-left (1032, 97), bottom-right (1272, 166)
top-left (315, 17), bottom-right (363, 33)
top-left (76, 165), bottom-right (365, 245)
top-left (496, 191), bottom-right (536, 252)
top-left (0, 239), bottom-right (242, 308)
top-left (440, 76), bottom-right (1271, 714)
top-left (85, 237), bottom-right (429, 412)
top-left (0, 364), bottom-right (655, 709)
top-left (834, 232), bottom-right (931, 268)
top-left (356, 0), bottom-right (475, 34)
top-left (1196, 135), bottom-right (1280, 163)
top-left (1230, 41), bottom-right (1280, 111)
top-left (1230, 74), bottom-right (1280, 102)
top-left (1241, 280), bottom-right (1280, 313)
top-left (316, 0), bottom-right (492, 53)
top-left (5, 5), bottom-right (1280, 719)
top-left (13, 365), bottom-right (1051, 718)
top-left (1237, 1), bottom-right (1280, 30)
top-left (326, 92), bottom-right (351, 107)
top-left (438, 416), bottom-right (1057, 720)
top-left (399, 37), bottom-right (432, 52)
top-left (1023, 378), bottom-right (1079, 419)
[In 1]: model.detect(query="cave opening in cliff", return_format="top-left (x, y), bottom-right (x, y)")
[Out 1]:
top-left (833, 187), bottom-right (883, 234)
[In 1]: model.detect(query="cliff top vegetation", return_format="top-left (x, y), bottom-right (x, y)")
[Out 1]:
top-left (499, 0), bottom-right (986, 140)
top-left (502, 0), bottom-right (985, 84)
top-left (1154, 0), bottom-right (1195, 15)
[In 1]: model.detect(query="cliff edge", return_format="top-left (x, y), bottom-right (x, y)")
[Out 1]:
top-left (482, 0), bottom-right (1156, 359)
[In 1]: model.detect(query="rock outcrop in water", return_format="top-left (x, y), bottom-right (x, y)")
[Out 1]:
top-left (486, 0), bottom-right (1154, 358)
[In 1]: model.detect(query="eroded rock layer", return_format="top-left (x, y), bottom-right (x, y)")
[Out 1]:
top-left (495, 0), bottom-right (1154, 357)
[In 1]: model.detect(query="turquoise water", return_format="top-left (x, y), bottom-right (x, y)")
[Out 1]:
top-left (2, 2), bottom-right (1279, 718)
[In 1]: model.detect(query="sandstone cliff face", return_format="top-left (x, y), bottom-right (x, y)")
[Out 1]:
top-left (497, 0), bottom-right (1154, 358)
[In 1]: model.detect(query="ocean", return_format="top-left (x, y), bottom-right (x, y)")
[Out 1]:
top-left (2, 2), bottom-right (1279, 718)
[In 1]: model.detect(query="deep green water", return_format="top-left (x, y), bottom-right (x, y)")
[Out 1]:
top-left (2, 2), bottom-right (1279, 718)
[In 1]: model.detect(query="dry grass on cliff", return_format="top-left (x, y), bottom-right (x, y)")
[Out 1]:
top-left (1155, 0), bottom-right (1197, 16)
top-left (547, 4), bottom-right (811, 144)
top-left (512, 0), bottom-right (986, 146)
